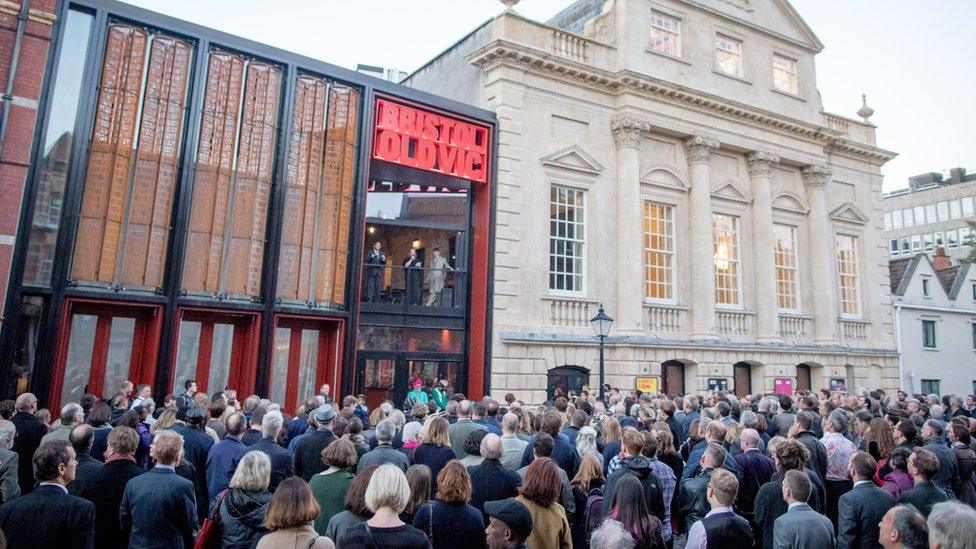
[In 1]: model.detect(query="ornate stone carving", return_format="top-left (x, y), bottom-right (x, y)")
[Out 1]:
top-left (611, 116), bottom-right (651, 149)
top-left (684, 135), bottom-right (719, 164)
top-left (720, 0), bottom-right (754, 12)
top-left (747, 151), bottom-right (780, 177)
top-left (584, 0), bottom-right (616, 45)
top-left (801, 164), bottom-right (832, 188)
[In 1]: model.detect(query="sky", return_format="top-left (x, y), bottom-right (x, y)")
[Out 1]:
top-left (120, 0), bottom-right (975, 192)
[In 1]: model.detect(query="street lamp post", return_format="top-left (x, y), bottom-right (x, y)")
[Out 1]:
top-left (589, 304), bottom-right (614, 403)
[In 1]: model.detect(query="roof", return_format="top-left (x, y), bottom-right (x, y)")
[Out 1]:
top-left (888, 257), bottom-right (918, 296)
top-left (546, 0), bottom-right (604, 33)
top-left (938, 263), bottom-right (973, 300)
top-left (935, 265), bottom-right (960, 296)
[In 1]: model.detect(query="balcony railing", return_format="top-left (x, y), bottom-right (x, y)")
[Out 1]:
top-left (778, 314), bottom-right (812, 340)
top-left (361, 264), bottom-right (466, 315)
top-left (544, 297), bottom-right (596, 328)
top-left (716, 310), bottom-right (754, 336)
top-left (644, 304), bottom-right (686, 335)
top-left (839, 318), bottom-right (870, 342)
top-left (551, 29), bottom-right (588, 62)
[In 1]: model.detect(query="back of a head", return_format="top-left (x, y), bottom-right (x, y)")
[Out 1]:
top-left (707, 420), bottom-right (727, 443)
top-left (783, 469), bottom-right (812, 502)
top-left (709, 468), bottom-right (738, 507)
top-left (152, 429), bottom-right (184, 465)
top-left (226, 412), bottom-right (247, 437)
top-left (889, 505), bottom-right (929, 549)
top-left (108, 425), bottom-right (139, 456)
top-left (502, 412), bottom-right (519, 432)
top-left (928, 502), bottom-right (976, 549)
top-left (542, 411), bottom-right (563, 437)
top-left (15, 392), bottom-right (35, 412)
top-left (775, 439), bottom-right (811, 473)
top-left (262, 410), bottom-right (283, 439)
top-left (472, 402), bottom-right (487, 419)
top-left (590, 519), bottom-right (635, 549)
top-left (911, 449), bottom-right (940, 481)
top-left (795, 411), bottom-right (814, 431)
top-left (0, 420), bottom-right (15, 449)
top-left (366, 463), bottom-right (411, 514)
top-left (264, 477), bottom-right (319, 531)
top-left (69, 424), bottom-right (94, 455)
top-left (458, 400), bottom-right (472, 418)
top-left (521, 457), bottom-right (560, 508)
top-left (703, 442), bottom-right (727, 469)
top-left (231, 450), bottom-right (271, 492)
top-left (533, 432), bottom-right (555, 458)
top-left (464, 429), bottom-right (488, 457)
top-left (481, 433), bottom-right (502, 460)
top-left (34, 441), bottom-right (72, 482)
top-left (375, 418), bottom-right (396, 443)
top-left (621, 428), bottom-right (642, 456)
top-left (850, 452), bottom-right (877, 480)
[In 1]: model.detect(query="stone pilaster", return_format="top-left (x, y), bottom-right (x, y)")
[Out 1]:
top-left (747, 151), bottom-right (780, 343)
top-left (685, 135), bottom-right (720, 339)
top-left (802, 164), bottom-right (838, 344)
top-left (611, 116), bottom-right (651, 332)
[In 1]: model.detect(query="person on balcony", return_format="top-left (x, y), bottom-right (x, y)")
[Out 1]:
top-left (365, 242), bottom-right (386, 303)
top-left (403, 248), bottom-right (423, 305)
top-left (424, 247), bottom-right (453, 307)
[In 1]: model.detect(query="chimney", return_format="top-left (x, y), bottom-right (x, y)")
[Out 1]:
top-left (948, 167), bottom-right (967, 184)
top-left (932, 246), bottom-right (951, 271)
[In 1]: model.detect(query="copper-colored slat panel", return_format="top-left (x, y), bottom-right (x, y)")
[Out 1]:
top-left (122, 36), bottom-right (193, 287)
top-left (72, 24), bottom-right (147, 283)
top-left (225, 62), bottom-right (281, 297)
top-left (183, 51), bottom-right (245, 293)
top-left (330, 87), bottom-right (359, 305)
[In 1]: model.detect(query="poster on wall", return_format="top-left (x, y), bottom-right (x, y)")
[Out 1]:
top-left (830, 378), bottom-right (848, 393)
top-left (774, 378), bottom-right (793, 395)
top-left (635, 376), bottom-right (659, 394)
top-left (707, 378), bottom-right (728, 391)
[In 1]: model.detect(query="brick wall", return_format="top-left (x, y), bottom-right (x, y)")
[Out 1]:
top-left (0, 0), bottom-right (56, 323)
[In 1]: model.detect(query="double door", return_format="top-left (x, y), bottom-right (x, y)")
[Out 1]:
top-left (357, 352), bottom-right (462, 412)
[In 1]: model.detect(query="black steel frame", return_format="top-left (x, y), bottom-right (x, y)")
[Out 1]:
top-left (0, 0), bottom-right (497, 405)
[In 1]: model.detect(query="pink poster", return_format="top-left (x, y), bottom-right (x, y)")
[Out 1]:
top-left (774, 378), bottom-right (793, 395)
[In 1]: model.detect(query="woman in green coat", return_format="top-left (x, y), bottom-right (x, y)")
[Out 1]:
top-left (432, 378), bottom-right (450, 412)
top-left (309, 438), bottom-right (358, 534)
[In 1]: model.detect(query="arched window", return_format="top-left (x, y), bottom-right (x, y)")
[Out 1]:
top-left (547, 365), bottom-right (590, 401)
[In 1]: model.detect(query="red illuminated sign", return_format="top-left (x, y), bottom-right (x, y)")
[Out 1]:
top-left (372, 99), bottom-right (490, 183)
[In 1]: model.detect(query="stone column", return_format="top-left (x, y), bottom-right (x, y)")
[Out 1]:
top-left (611, 116), bottom-right (651, 332)
top-left (685, 135), bottom-right (719, 339)
top-left (802, 164), bottom-right (838, 344)
top-left (747, 151), bottom-right (781, 343)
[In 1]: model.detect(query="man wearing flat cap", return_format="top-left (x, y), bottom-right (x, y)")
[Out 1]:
top-left (294, 403), bottom-right (337, 481)
top-left (485, 497), bottom-right (533, 549)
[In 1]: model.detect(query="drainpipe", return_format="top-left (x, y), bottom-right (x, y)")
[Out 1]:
top-left (0, 0), bottom-right (31, 160)
top-left (893, 302), bottom-right (904, 392)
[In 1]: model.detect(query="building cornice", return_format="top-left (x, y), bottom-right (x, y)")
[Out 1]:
top-left (467, 40), bottom-right (897, 164)
top-left (498, 331), bottom-right (899, 356)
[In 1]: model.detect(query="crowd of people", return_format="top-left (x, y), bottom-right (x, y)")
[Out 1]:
top-left (0, 379), bottom-right (974, 548)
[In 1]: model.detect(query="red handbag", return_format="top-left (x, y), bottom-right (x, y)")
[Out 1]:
top-left (193, 489), bottom-right (228, 549)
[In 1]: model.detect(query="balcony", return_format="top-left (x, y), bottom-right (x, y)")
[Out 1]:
top-left (551, 29), bottom-right (588, 62)
top-left (544, 296), bottom-right (596, 328)
top-left (644, 304), bottom-right (686, 335)
top-left (778, 314), bottom-right (812, 340)
top-left (839, 318), bottom-right (870, 343)
top-left (715, 310), bottom-right (755, 337)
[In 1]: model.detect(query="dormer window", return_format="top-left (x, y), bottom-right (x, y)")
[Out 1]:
top-left (772, 54), bottom-right (798, 94)
top-left (650, 11), bottom-right (681, 57)
top-left (715, 34), bottom-right (743, 77)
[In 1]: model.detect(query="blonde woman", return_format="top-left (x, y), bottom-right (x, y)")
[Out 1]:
top-left (412, 416), bottom-right (455, 499)
top-left (218, 450), bottom-right (272, 548)
top-left (575, 426), bottom-right (603, 467)
top-left (336, 464), bottom-right (430, 548)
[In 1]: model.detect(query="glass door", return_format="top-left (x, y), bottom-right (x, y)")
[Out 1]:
top-left (405, 359), bottom-right (461, 400)
top-left (52, 300), bottom-right (163, 410)
top-left (172, 308), bottom-right (260, 396)
top-left (269, 316), bottom-right (342, 414)
top-left (359, 353), bottom-right (401, 413)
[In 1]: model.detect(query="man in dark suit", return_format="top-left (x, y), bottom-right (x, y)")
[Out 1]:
top-left (838, 452), bottom-right (895, 549)
top-left (249, 410), bottom-right (293, 491)
top-left (10, 392), bottom-right (47, 495)
top-left (773, 470), bottom-right (835, 549)
top-left (241, 406), bottom-right (265, 446)
top-left (685, 468), bottom-right (753, 548)
top-left (678, 442), bottom-right (723, 531)
top-left (897, 448), bottom-right (950, 517)
top-left (66, 424), bottom-right (102, 496)
top-left (920, 420), bottom-right (957, 495)
top-left (170, 407), bottom-right (214, 523)
top-left (294, 403), bottom-right (338, 481)
top-left (403, 247), bottom-right (423, 305)
top-left (121, 429), bottom-right (197, 548)
top-left (792, 411), bottom-right (828, 483)
top-left (175, 380), bottom-right (197, 421)
top-left (78, 426), bottom-right (145, 549)
top-left (0, 440), bottom-right (95, 548)
top-left (469, 433), bottom-right (522, 523)
top-left (206, 411), bottom-right (248, 502)
top-left (735, 428), bottom-right (775, 528)
top-left (365, 241), bottom-right (386, 302)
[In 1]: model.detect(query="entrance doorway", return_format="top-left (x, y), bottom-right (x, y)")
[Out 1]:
top-left (733, 362), bottom-right (752, 396)
top-left (662, 360), bottom-right (686, 396)
top-left (51, 299), bottom-right (163, 410)
top-left (171, 308), bottom-right (260, 396)
top-left (268, 316), bottom-right (343, 414)
top-left (357, 352), bottom-right (463, 412)
top-left (796, 364), bottom-right (812, 392)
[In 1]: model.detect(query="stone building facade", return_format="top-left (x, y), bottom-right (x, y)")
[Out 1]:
top-left (405, 0), bottom-right (899, 402)
top-left (883, 168), bottom-right (975, 264)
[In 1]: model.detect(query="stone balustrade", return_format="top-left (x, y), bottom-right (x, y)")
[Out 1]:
top-left (716, 310), bottom-right (755, 336)
top-left (778, 314), bottom-right (812, 340)
top-left (551, 29), bottom-right (588, 62)
top-left (544, 297), bottom-right (596, 327)
top-left (644, 304), bottom-right (686, 334)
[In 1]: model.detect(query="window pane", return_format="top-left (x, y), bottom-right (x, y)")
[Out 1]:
top-left (937, 201), bottom-right (949, 221)
top-left (883, 212), bottom-right (891, 230)
top-left (835, 234), bottom-right (860, 316)
top-left (278, 76), bottom-right (360, 307)
top-left (712, 214), bottom-right (740, 305)
top-left (772, 54), bottom-right (797, 94)
top-left (270, 327), bottom-right (289, 406)
top-left (173, 320), bottom-right (201, 393)
top-left (913, 206), bottom-right (925, 225)
top-left (63, 314), bottom-right (98, 405)
top-left (902, 208), bottom-right (913, 227)
top-left (72, 25), bottom-right (194, 289)
top-left (892, 210), bottom-right (902, 229)
top-left (296, 329), bottom-right (319, 405)
top-left (102, 317), bottom-right (135, 397)
top-left (643, 202), bottom-right (674, 301)
top-left (549, 185), bottom-right (585, 293)
top-left (207, 323), bottom-right (234, 393)
top-left (23, 10), bottom-right (94, 286)
top-left (774, 224), bottom-right (799, 310)
top-left (925, 204), bottom-right (937, 223)
top-left (650, 11), bottom-right (680, 56)
top-left (962, 197), bottom-right (974, 217)
top-left (183, 53), bottom-right (282, 298)
top-left (715, 34), bottom-right (742, 76)
top-left (950, 200), bottom-right (961, 219)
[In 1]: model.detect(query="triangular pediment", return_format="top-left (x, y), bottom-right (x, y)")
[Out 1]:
top-left (540, 145), bottom-right (604, 175)
top-left (829, 202), bottom-right (869, 225)
top-left (711, 178), bottom-right (753, 204)
top-left (640, 163), bottom-right (689, 192)
top-left (771, 190), bottom-right (809, 214)
top-left (695, 0), bottom-right (823, 52)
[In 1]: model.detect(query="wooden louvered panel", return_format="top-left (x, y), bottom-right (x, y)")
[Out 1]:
top-left (225, 62), bottom-right (281, 297)
top-left (327, 86), bottom-right (359, 305)
top-left (121, 35), bottom-right (193, 287)
top-left (73, 24), bottom-right (147, 283)
top-left (183, 51), bottom-right (245, 293)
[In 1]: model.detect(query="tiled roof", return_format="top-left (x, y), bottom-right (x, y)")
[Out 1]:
top-left (888, 257), bottom-right (915, 295)
top-left (935, 265), bottom-right (960, 296)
